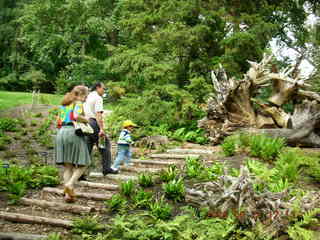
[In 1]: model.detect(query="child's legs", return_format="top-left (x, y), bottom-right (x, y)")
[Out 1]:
top-left (63, 163), bottom-right (73, 185)
top-left (112, 146), bottom-right (127, 169)
top-left (124, 148), bottom-right (132, 164)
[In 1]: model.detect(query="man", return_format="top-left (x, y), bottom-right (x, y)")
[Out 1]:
top-left (83, 82), bottom-right (118, 176)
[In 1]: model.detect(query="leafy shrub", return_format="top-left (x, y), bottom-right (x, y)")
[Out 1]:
top-left (172, 128), bottom-right (209, 145)
top-left (149, 197), bottom-right (172, 220)
top-left (133, 189), bottom-right (153, 209)
top-left (120, 180), bottom-right (135, 197)
top-left (44, 233), bottom-right (61, 240)
top-left (268, 178), bottom-right (290, 193)
top-left (106, 85), bottom-right (205, 140)
top-left (72, 216), bottom-right (104, 235)
top-left (221, 136), bottom-right (237, 156)
top-left (106, 194), bottom-right (127, 213)
top-left (159, 165), bottom-right (179, 182)
top-left (138, 173), bottom-right (154, 188)
top-left (162, 178), bottom-right (185, 202)
top-left (248, 134), bottom-right (285, 161)
top-left (0, 118), bottom-right (19, 132)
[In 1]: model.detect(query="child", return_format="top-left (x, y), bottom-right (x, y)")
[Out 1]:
top-left (111, 120), bottom-right (136, 171)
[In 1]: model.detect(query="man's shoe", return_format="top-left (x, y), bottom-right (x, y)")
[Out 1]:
top-left (103, 168), bottom-right (119, 175)
top-left (78, 175), bottom-right (88, 181)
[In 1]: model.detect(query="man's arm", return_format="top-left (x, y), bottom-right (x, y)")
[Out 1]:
top-left (96, 111), bottom-right (105, 136)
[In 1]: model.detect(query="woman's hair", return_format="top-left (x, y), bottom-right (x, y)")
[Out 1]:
top-left (91, 82), bottom-right (103, 91)
top-left (61, 85), bottom-right (88, 106)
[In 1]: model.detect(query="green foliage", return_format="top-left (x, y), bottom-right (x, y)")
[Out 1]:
top-left (172, 127), bottom-right (209, 145)
top-left (149, 197), bottom-right (172, 220)
top-left (159, 165), bottom-right (179, 182)
top-left (248, 134), bottom-right (285, 161)
top-left (106, 194), bottom-right (127, 213)
top-left (120, 180), bottom-right (135, 197)
top-left (162, 178), bottom-right (185, 202)
top-left (138, 173), bottom-right (154, 188)
top-left (133, 189), bottom-right (153, 209)
top-left (72, 216), bottom-right (104, 235)
top-left (287, 208), bottom-right (320, 240)
top-left (0, 118), bottom-right (19, 132)
top-left (221, 136), bottom-right (237, 156)
top-left (0, 162), bottom-right (60, 203)
top-left (44, 233), bottom-right (61, 240)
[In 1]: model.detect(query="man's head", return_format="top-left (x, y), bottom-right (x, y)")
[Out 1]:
top-left (91, 82), bottom-right (105, 96)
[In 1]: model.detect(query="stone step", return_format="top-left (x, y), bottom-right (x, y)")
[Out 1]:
top-left (167, 148), bottom-right (213, 155)
top-left (149, 153), bottom-right (200, 160)
top-left (42, 187), bottom-right (112, 201)
top-left (78, 181), bottom-right (119, 191)
top-left (120, 166), bottom-right (161, 174)
top-left (131, 159), bottom-right (181, 166)
top-left (0, 232), bottom-right (47, 240)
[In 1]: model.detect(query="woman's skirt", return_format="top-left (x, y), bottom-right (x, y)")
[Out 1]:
top-left (55, 126), bottom-right (91, 166)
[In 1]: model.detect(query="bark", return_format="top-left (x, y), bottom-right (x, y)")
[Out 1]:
top-left (0, 211), bottom-right (73, 228)
top-left (78, 181), bottom-right (119, 191)
top-left (20, 198), bottom-right (95, 214)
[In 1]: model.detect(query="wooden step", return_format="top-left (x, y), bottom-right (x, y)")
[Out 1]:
top-left (42, 187), bottom-right (112, 201)
top-left (167, 148), bottom-right (213, 155)
top-left (105, 174), bottom-right (137, 182)
top-left (0, 232), bottom-right (47, 240)
top-left (120, 166), bottom-right (161, 174)
top-left (131, 159), bottom-right (181, 166)
top-left (149, 153), bottom-right (200, 160)
top-left (79, 181), bottom-right (119, 191)
top-left (0, 211), bottom-right (72, 228)
top-left (20, 198), bottom-right (95, 214)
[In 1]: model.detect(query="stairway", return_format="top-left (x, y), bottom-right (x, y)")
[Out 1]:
top-left (0, 147), bottom-right (215, 238)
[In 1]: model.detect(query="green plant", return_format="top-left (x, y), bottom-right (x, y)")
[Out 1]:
top-left (133, 189), bottom-right (153, 209)
top-left (106, 194), bottom-right (127, 213)
top-left (72, 216), bottom-right (104, 235)
top-left (149, 197), bottom-right (172, 220)
top-left (120, 180), bottom-right (135, 197)
top-left (248, 134), bottom-right (285, 161)
top-left (138, 173), bottom-right (154, 187)
top-left (44, 233), bottom-right (61, 240)
top-left (0, 118), bottom-right (19, 132)
top-left (30, 119), bottom-right (38, 127)
top-left (34, 112), bottom-right (43, 118)
top-left (162, 178), bottom-right (185, 202)
top-left (221, 136), bottom-right (237, 156)
top-left (185, 156), bottom-right (203, 178)
top-left (268, 178), bottom-right (290, 192)
top-left (159, 165), bottom-right (179, 182)
top-left (7, 182), bottom-right (26, 204)
top-left (287, 208), bottom-right (320, 240)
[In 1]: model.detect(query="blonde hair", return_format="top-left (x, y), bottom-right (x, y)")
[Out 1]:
top-left (61, 85), bottom-right (88, 106)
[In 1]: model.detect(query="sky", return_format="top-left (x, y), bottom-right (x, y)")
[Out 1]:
top-left (270, 13), bottom-right (319, 78)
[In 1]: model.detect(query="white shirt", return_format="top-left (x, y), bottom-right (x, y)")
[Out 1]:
top-left (84, 91), bottom-right (104, 119)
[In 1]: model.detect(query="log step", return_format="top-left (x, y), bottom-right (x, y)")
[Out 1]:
top-left (0, 211), bottom-right (73, 228)
top-left (79, 181), bottom-right (119, 191)
top-left (0, 232), bottom-right (47, 240)
top-left (167, 148), bottom-right (213, 155)
top-left (131, 159), bottom-right (181, 166)
top-left (105, 174), bottom-right (138, 182)
top-left (149, 153), bottom-right (200, 159)
top-left (42, 187), bottom-right (112, 201)
top-left (20, 198), bottom-right (95, 214)
top-left (120, 166), bottom-right (161, 174)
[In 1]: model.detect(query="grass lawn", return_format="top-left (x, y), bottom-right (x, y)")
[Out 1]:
top-left (0, 91), bottom-right (62, 111)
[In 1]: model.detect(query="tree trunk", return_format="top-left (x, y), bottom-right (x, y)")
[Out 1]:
top-left (0, 211), bottom-right (73, 228)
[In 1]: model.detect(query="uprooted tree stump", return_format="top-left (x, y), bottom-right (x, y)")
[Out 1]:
top-left (198, 54), bottom-right (320, 147)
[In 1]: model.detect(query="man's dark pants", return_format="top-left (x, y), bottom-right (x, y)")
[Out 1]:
top-left (87, 118), bottom-right (112, 173)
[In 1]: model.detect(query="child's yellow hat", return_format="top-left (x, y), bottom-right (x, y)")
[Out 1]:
top-left (123, 120), bottom-right (137, 128)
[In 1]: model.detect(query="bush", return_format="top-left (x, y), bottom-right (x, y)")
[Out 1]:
top-left (106, 85), bottom-right (205, 140)
top-left (221, 136), bottom-right (237, 156)
top-left (133, 189), bottom-right (153, 209)
top-left (106, 194), bottom-right (127, 213)
top-left (72, 216), bottom-right (104, 235)
top-left (162, 178), bottom-right (185, 202)
top-left (0, 118), bottom-right (19, 132)
top-left (248, 134), bottom-right (285, 161)
top-left (138, 173), bottom-right (154, 188)
top-left (120, 180), bottom-right (135, 197)
top-left (149, 197), bottom-right (172, 220)
top-left (159, 165), bottom-right (179, 182)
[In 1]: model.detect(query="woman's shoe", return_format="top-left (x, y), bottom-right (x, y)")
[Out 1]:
top-left (63, 185), bottom-right (76, 202)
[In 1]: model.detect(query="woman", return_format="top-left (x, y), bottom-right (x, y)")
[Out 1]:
top-left (55, 85), bottom-right (90, 202)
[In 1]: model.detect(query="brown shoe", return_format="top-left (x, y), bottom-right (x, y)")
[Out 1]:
top-left (63, 186), bottom-right (76, 202)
